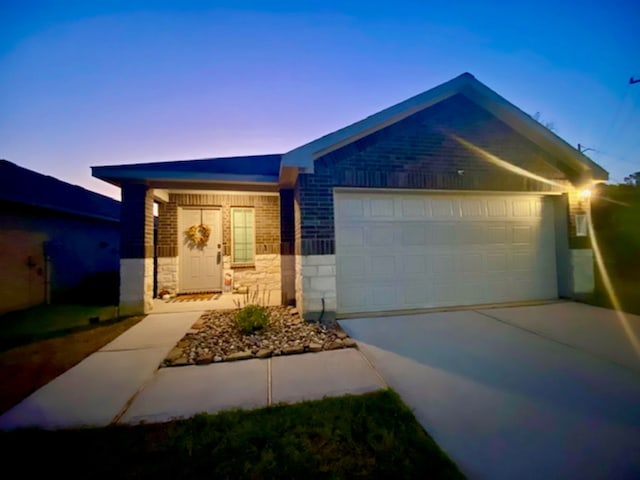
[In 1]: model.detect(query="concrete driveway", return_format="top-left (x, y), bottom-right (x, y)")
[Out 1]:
top-left (339, 301), bottom-right (640, 480)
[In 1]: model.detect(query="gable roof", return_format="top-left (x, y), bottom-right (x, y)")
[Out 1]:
top-left (92, 154), bottom-right (282, 188)
top-left (0, 160), bottom-right (120, 222)
top-left (282, 73), bottom-right (608, 184)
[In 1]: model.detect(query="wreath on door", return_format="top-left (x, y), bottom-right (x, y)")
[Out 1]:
top-left (185, 223), bottom-right (211, 247)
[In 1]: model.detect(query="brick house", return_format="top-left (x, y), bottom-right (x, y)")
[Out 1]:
top-left (93, 73), bottom-right (607, 319)
top-left (0, 160), bottom-right (120, 314)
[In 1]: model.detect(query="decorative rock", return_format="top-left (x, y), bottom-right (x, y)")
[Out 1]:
top-left (226, 351), bottom-right (253, 361)
top-left (325, 340), bottom-right (344, 350)
top-left (166, 347), bottom-right (184, 362)
top-left (162, 305), bottom-right (353, 366)
top-left (172, 357), bottom-right (190, 366)
top-left (343, 338), bottom-right (357, 348)
top-left (196, 353), bottom-right (214, 365)
top-left (256, 348), bottom-right (273, 358)
top-left (283, 345), bottom-right (304, 355)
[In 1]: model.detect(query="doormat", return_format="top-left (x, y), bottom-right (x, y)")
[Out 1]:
top-left (166, 293), bottom-right (221, 303)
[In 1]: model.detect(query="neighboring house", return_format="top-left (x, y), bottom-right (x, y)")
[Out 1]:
top-left (0, 160), bottom-right (121, 315)
top-left (93, 73), bottom-right (607, 319)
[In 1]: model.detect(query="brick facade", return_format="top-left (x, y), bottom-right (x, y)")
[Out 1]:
top-left (295, 94), bottom-right (571, 255)
top-left (120, 184), bottom-right (154, 258)
top-left (156, 192), bottom-right (282, 297)
top-left (157, 192), bottom-right (280, 257)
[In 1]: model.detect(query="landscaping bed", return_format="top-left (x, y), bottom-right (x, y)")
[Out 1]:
top-left (162, 306), bottom-right (356, 367)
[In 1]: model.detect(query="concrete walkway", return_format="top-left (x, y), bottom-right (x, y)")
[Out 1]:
top-left (0, 312), bottom-right (384, 430)
top-left (339, 302), bottom-right (640, 480)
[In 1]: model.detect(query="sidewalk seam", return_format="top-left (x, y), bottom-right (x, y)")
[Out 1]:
top-left (474, 309), bottom-right (640, 377)
top-left (354, 346), bottom-right (389, 388)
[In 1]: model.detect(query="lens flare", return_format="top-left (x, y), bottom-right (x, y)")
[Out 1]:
top-left (453, 134), bottom-right (640, 359)
top-left (587, 209), bottom-right (640, 358)
top-left (452, 134), bottom-right (567, 190)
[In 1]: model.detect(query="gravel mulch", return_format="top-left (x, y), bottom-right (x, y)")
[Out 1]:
top-left (162, 306), bottom-right (356, 367)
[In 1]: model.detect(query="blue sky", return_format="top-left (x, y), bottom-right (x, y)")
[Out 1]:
top-left (1, 0), bottom-right (638, 199)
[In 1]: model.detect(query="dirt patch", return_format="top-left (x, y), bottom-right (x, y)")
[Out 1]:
top-left (0, 315), bottom-right (144, 415)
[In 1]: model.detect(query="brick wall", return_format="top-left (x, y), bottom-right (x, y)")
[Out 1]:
top-left (120, 184), bottom-right (154, 258)
top-left (296, 94), bottom-right (572, 255)
top-left (156, 192), bottom-right (280, 257)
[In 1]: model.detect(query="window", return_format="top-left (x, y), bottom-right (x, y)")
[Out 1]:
top-left (232, 208), bottom-right (255, 264)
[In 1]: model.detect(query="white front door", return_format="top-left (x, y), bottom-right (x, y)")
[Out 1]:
top-left (335, 191), bottom-right (558, 314)
top-left (178, 208), bottom-right (223, 292)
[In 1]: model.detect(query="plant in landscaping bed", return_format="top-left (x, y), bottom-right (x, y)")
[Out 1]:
top-left (234, 304), bottom-right (270, 335)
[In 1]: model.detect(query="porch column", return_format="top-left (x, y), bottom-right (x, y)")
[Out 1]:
top-left (280, 189), bottom-right (296, 305)
top-left (119, 183), bottom-right (154, 315)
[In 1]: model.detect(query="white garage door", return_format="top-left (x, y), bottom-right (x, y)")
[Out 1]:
top-left (335, 191), bottom-right (558, 314)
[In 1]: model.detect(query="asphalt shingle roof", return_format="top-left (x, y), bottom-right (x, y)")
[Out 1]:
top-left (0, 160), bottom-right (120, 222)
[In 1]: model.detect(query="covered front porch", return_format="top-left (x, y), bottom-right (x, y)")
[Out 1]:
top-left (92, 155), bottom-right (297, 316)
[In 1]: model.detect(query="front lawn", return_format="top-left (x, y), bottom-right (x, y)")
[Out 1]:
top-left (0, 314), bottom-right (143, 414)
top-left (0, 303), bottom-right (120, 350)
top-left (0, 389), bottom-right (465, 479)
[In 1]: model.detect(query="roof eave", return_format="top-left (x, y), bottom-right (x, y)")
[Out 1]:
top-left (92, 166), bottom-right (279, 188)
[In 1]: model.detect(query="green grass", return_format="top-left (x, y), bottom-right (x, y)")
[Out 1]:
top-left (0, 303), bottom-right (119, 350)
top-left (586, 273), bottom-right (640, 316)
top-left (0, 389), bottom-right (465, 479)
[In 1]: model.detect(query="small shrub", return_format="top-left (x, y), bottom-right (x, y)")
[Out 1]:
top-left (235, 305), bottom-right (270, 335)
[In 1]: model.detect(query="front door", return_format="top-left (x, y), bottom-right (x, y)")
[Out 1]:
top-left (178, 208), bottom-right (223, 292)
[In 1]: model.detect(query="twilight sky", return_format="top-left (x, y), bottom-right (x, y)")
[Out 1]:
top-left (1, 0), bottom-right (638, 200)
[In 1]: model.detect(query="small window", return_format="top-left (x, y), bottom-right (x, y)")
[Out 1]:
top-left (232, 208), bottom-right (255, 265)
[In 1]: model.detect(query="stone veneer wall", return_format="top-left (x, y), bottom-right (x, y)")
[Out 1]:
top-left (223, 253), bottom-right (281, 302)
top-left (119, 184), bottom-right (154, 315)
top-left (156, 192), bottom-right (282, 297)
top-left (295, 255), bottom-right (336, 320)
top-left (120, 257), bottom-right (154, 315)
top-left (157, 257), bottom-right (178, 294)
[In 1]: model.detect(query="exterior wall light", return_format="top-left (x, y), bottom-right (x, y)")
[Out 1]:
top-left (578, 189), bottom-right (592, 199)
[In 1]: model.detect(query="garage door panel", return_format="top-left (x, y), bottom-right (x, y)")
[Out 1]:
top-left (338, 227), bottom-right (364, 247)
top-left (335, 192), bottom-right (557, 314)
top-left (431, 198), bottom-right (458, 218)
top-left (367, 226), bottom-right (395, 246)
top-left (401, 198), bottom-right (427, 217)
top-left (371, 286), bottom-right (398, 306)
top-left (337, 256), bottom-right (366, 278)
top-left (486, 225), bottom-right (508, 244)
top-left (401, 224), bottom-right (427, 246)
top-left (512, 199), bottom-right (533, 217)
top-left (461, 199), bottom-right (484, 217)
top-left (401, 255), bottom-right (427, 274)
top-left (487, 199), bottom-right (508, 217)
top-left (429, 223), bottom-right (456, 245)
top-left (371, 198), bottom-right (395, 217)
top-left (512, 225), bottom-right (533, 245)
top-left (371, 256), bottom-right (396, 276)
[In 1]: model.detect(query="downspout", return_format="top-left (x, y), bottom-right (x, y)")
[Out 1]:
top-left (318, 297), bottom-right (325, 325)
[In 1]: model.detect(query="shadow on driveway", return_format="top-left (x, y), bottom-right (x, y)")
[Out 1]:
top-left (340, 305), bottom-right (640, 480)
